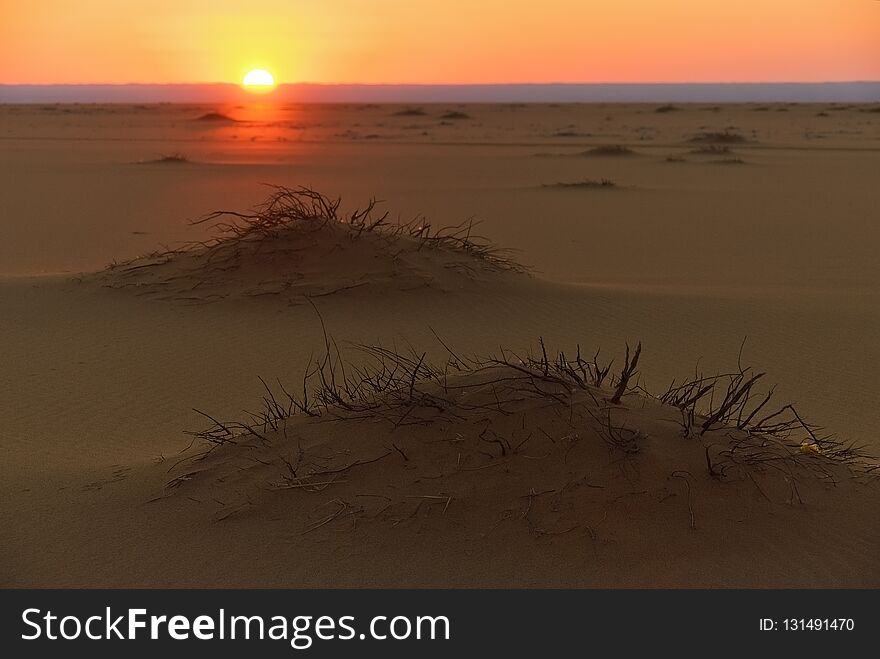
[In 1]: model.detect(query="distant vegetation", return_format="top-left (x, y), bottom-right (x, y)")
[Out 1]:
top-left (688, 130), bottom-right (747, 144)
top-left (195, 112), bottom-right (236, 122)
top-left (581, 145), bottom-right (636, 157)
top-left (690, 145), bottom-right (734, 155)
top-left (552, 129), bottom-right (591, 137)
top-left (544, 178), bottom-right (617, 190)
top-left (139, 153), bottom-right (190, 165)
top-left (155, 153), bottom-right (189, 163)
top-left (392, 107), bottom-right (427, 117)
top-left (440, 111), bottom-right (471, 120)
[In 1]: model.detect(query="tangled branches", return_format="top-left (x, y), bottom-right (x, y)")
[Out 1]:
top-left (185, 185), bottom-right (525, 272)
top-left (187, 335), bottom-right (874, 483)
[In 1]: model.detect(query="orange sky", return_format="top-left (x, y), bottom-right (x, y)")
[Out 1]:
top-left (2, 0), bottom-right (878, 84)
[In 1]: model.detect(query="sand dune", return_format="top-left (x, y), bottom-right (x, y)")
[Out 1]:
top-left (94, 186), bottom-right (523, 303)
top-left (154, 338), bottom-right (877, 588)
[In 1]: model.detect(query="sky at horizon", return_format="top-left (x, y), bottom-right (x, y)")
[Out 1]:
top-left (2, 1), bottom-right (879, 85)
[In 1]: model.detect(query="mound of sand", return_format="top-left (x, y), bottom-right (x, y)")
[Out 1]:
top-left (93, 187), bottom-right (525, 302)
top-left (195, 112), bottom-right (237, 123)
top-left (157, 340), bottom-right (878, 586)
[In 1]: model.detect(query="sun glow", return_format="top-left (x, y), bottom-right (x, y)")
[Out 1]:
top-left (242, 69), bottom-right (275, 91)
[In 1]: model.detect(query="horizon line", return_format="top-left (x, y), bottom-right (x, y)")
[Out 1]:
top-left (3, 80), bottom-right (879, 87)
top-left (3, 81), bottom-right (877, 104)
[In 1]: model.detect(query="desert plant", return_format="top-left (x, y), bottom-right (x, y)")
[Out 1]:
top-left (104, 186), bottom-right (527, 294)
top-left (543, 178), bottom-right (616, 189)
top-left (609, 342), bottom-right (641, 404)
top-left (392, 107), bottom-right (427, 117)
top-left (690, 145), bottom-right (732, 155)
top-left (183, 332), bottom-right (873, 488)
top-left (187, 186), bottom-right (525, 272)
top-left (196, 112), bottom-right (236, 122)
top-left (552, 129), bottom-right (590, 137)
top-left (143, 153), bottom-right (189, 164)
top-left (687, 130), bottom-right (747, 144)
top-left (582, 145), bottom-right (636, 156)
top-left (583, 406), bottom-right (642, 453)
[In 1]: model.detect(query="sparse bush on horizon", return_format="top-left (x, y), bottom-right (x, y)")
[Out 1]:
top-left (392, 107), bottom-right (427, 117)
top-left (552, 129), bottom-right (591, 137)
top-left (581, 144), bottom-right (636, 157)
top-left (543, 178), bottom-right (617, 189)
top-left (688, 130), bottom-right (747, 144)
top-left (690, 145), bottom-right (733, 155)
top-left (195, 111), bottom-right (236, 122)
top-left (152, 153), bottom-right (189, 164)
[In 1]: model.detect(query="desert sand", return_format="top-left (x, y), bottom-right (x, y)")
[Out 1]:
top-left (0, 102), bottom-right (878, 587)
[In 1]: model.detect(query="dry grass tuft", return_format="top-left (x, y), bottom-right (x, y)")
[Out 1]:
top-left (581, 145), bottom-right (637, 157)
top-left (187, 335), bottom-right (645, 453)
top-left (690, 145), bottom-right (733, 155)
top-left (393, 107), bottom-right (427, 117)
top-left (543, 178), bottom-right (617, 190)
top-left (140, 153), bottom-right (189, 164)
top-left (688, 130), bottom-right (747, 144)
top-left (657, 351), bottom-right (874, 487)
top-left (186, 333), bottom-right (875, 490)
top-left (195, 112), bottom-right (236, 122)
top-left (98, 186), bottom-right (526, 302)
top-left (552, 129), bottom-right (591, 137)
top-left (186, 186), bottom-right (524, 273)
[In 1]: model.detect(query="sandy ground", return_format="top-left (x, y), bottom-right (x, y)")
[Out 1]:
top-left (0, 103), bottom-right (878, 587)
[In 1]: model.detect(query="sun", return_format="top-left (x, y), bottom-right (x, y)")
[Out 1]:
top-left (242, 69), bottom-right (276, 92)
